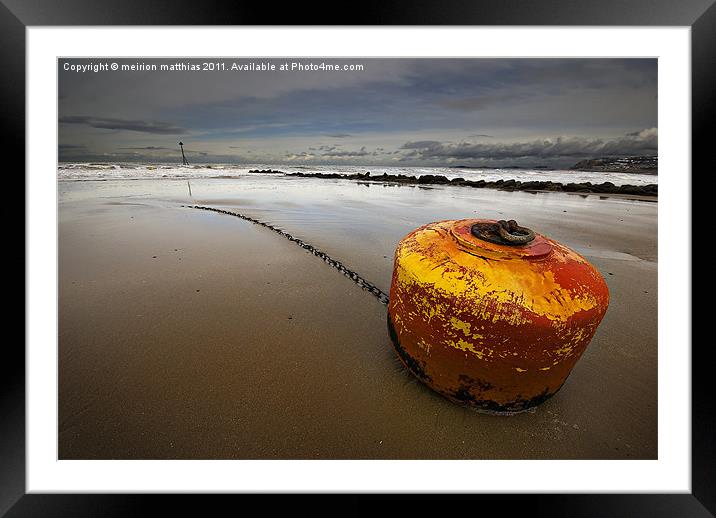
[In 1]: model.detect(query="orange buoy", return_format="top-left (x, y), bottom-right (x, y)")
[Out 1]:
top-left (387, 219), bottom-right (609, 414)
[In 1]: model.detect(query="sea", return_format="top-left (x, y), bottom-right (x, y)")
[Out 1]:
top-left (57, 162), bottom-right (658, 186)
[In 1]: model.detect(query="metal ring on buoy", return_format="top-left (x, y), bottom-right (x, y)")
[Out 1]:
top-left (497, 219), bottom-right (535, 244)
top-left (471, 219), bottom-right (535, 246)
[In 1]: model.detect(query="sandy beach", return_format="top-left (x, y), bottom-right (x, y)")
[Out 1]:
top-left (59, 176), bottom-right (657, 459)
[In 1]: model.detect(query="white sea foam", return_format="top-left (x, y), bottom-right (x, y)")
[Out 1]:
top-left (57, 162), bottom-right (658, 186)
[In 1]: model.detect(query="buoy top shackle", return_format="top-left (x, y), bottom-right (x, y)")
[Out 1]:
top-left (470, 219), bottom-right (536, 246)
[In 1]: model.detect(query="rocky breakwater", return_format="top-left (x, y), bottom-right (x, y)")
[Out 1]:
top-left (285, 171), bottom-right (658, 197)
top-left (248, 169), bottom-right (285, 174)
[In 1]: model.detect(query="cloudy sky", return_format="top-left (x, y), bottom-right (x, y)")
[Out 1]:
top-left (58, 58), bottom-right (657, 168)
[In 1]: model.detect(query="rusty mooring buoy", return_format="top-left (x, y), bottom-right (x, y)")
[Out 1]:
top-left (387, 219), bottom-right (609, 414)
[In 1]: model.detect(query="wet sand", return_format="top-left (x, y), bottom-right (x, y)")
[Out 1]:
top-left (59, 177), bottom-right (657, 459)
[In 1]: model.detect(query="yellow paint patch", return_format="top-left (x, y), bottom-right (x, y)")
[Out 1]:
top-left (450, 338), bottom-right (478, 356)
top-left (394, 221), bottom-right (599, 324)
top-left (450, 317), bottom-right (471, 336)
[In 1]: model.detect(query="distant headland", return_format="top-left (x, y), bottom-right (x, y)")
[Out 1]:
top-left (570, 156), bottom-right (657, 174)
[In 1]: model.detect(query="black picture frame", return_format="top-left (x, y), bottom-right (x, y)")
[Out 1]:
top-left (3, 1), bottom-right (708, 515)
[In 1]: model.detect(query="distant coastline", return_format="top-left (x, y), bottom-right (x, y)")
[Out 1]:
top-left (569, 155), bottom-right (657, 174)
top-left (446, 155), bottom-right (658, 174)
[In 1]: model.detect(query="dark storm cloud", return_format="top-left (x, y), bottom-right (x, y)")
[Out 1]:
top-left (60, 116), bottom-right (187, 135)
top-left (321, 146), bottom-right (372, 157)
top-left (58, 143), bottom-right (87, 161)
top-left (169, 59), bottom-right (656, 142)
top-left (58, 58), bottom-right (657, 166)
top-left (401, 141), bottom-right (443, 149)
top-left (401, 128), bottom-right (657, 161)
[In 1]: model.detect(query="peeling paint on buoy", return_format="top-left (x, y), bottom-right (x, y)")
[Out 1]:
top-left (387, 219), bottom-right (609, 414)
